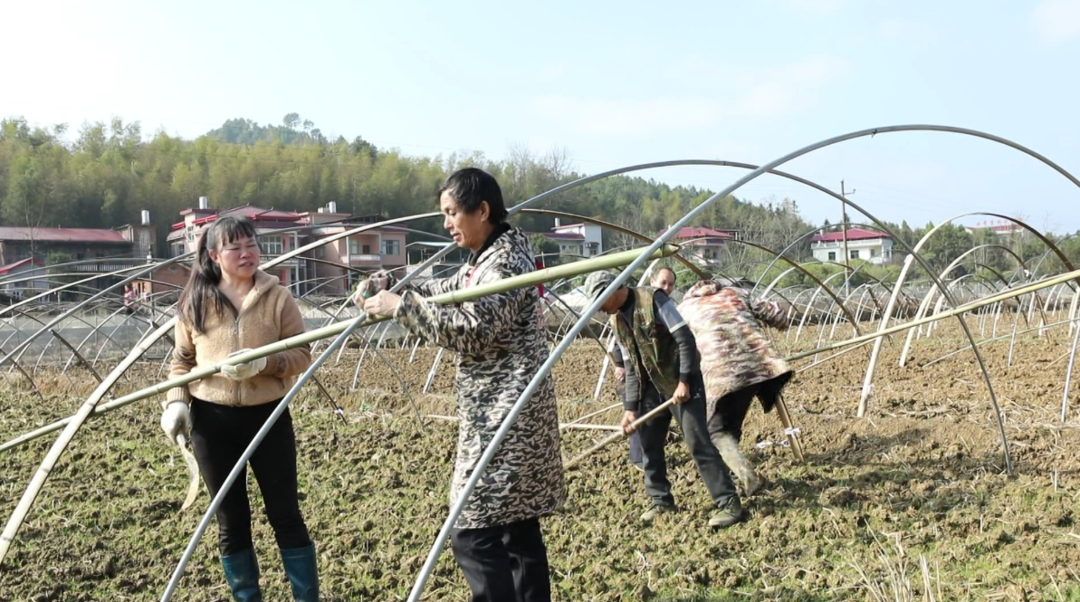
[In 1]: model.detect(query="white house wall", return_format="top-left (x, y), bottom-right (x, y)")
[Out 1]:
top-left (551, 224), bottom-right (604, 256)
top-left (811, 238), bottom-right (893, 265)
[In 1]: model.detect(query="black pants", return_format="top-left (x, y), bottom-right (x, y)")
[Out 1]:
top-left (706, 384), bottom-right (761, 441)
top-left (636, 377), bottom-right (737, 508)
top-left (190, 398), bottom-right (312, 556)
top-left (451, 517), bottom-right (551, 602)
top-left (628, 432), bottom-right (644, 467)
top-left (619, 380), bottom-right (645, 466)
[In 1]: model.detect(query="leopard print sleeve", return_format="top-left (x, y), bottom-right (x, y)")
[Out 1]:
top-left (408, 273), bottom-right (461, 297)
top-left (394, 267), bottom-right (523, 356)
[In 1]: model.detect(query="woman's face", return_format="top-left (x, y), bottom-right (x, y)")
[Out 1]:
top-left (211, 235), bottom-right (260, 281)
top-left (441, 190), bottom-right (491, 252)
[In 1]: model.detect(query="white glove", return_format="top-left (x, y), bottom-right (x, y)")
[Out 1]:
top-left (220, 349), bottom-right (267, 381)
top-left (160, 401), bottom-right (191, 442)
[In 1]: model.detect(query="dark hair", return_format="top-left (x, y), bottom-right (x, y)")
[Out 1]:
top-left (438, 167), bottom-right (508, 224)
top-left (179, 216), bottom-right (258, 334)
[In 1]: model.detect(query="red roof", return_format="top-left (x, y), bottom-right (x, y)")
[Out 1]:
top-left (811, 228), bottom-right (890, 243)
top-left (222, 206), bottom-right (302, 220)
top-left (0, 227), bottom-right (129, 243)
top-left (173, 205), bottom-right (304, 229)
top-left (0, 258), bottom-right (45, 274)
top-left (658, 226), bottom-right (735, 240)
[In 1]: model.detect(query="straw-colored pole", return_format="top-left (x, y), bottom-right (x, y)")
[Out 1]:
top-left (563, 399), bottom-right (675, 470)
top-left (0, 244), bottom-right (677, 457)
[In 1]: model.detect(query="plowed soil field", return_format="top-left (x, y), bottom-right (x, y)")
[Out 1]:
top-left (2, 321), bottom-right (1079, 601)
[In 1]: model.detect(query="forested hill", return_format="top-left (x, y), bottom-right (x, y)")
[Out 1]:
top-left (0, 113), bottom-right (817, 256)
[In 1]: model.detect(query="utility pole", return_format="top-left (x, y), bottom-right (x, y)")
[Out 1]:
top-left (840, 180), bottom-right (855, 289)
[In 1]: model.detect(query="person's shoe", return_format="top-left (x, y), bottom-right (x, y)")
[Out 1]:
top-left (708, 497), bottom-right (744, 529)
top-left (746, 475), bottom-right (765, 496)
top-left (280, 543), bottom-right (319, 602)
top-left (221, 547), bottom-right (263, 602)
top-left (640, 504), bottom-right (678, 524)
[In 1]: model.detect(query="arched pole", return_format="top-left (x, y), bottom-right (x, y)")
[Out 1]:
top-left (0, 267), bottom-right (150, 320)
top-left (856, 212), bottom-right (1075, 421)
top-left (794, 270), bottom-right (847, 342)
top-left (0, 213), bottom-right (450, 565)
top-left (973, 262), bottom-right (1036, 339)
top-left (0, 257), bottom-right (190, 371)
top-left (155, 243), bottom-right (681, 601)
top-left (402, 123), bottom-right (1080, 600)
top-left (519, 209), bottom-right (709, 280)
top-left (291, 296), bottom-right (419, 426)
top-left (62, 304), bottom-right (133, 377)
top-left (899, 243), bottom-right (1044, 367)
top-left (8, 127), bottom-right (1078, 579)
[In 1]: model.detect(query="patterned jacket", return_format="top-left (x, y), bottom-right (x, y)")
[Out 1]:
top-left (394, 227), bottom-right (565, 529)
top-left (677, 280), bottom-right (793, 420)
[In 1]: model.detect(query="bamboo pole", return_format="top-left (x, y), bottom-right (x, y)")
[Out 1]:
top-left (0, 244), bottom-right (679, 567)
top-left (311, 376), bottom-right (347, 424)
top-left (559, 394), bottom-right (805, 469)
top-left (563, 398), bottom-right (675, 470)
top-left (560, 402), bottom-right (622, 428)
top-left (426, 414), bottom-right (620, 432)
top-left (422, 348), bottom-right (444, 395)
top-left (1061, 319), bottom-right (1080, 423)
top-left (786, 267), bottom-right (1080, 363)
top-left (561, 424), bottom-right (621, 432)
top-left (49, 328), bottom-right (104, 385)
top-left (921, 315), bottom-right (1075, 369)
top-left (774, 394), bottom-right (805, 462)
top-left (0, 244), bottom-right (677, 459)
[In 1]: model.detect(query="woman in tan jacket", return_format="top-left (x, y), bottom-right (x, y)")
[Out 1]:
top-left (160, 216), bottom-right (316, 602)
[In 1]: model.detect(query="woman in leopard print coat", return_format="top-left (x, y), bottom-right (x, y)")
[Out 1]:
top-left (358, 168), bottom-right (564, 602)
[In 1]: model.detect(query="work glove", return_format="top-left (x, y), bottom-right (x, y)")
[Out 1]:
top-left (351, 270), bottom-right (395, 305)
top-left (160, 401), bottom-right (191, 442)
top-left (220, 349), bottom-right (267, 381)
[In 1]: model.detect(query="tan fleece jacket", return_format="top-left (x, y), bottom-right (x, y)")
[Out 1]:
top-left (166, 270), bottom-right (312, 407)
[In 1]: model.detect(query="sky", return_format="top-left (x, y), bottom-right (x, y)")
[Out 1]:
top-left (2, 0), bottom-right (1079, 233)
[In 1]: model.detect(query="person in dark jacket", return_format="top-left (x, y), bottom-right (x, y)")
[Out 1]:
top-left (584, 270), bottom-right (743, 528)
top-left (610, 266), bottom-right (678, 470)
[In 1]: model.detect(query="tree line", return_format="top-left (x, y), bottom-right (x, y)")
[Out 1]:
top-left (3, 113), bottom-right (1075, 280)
top-left (0, 114), bottom-right (820, 259)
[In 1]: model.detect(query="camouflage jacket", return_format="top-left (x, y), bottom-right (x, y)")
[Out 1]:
top-left (395, 227), bottom-right (565, 529)
top-left (677, 280), bottom-right (793, 420)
